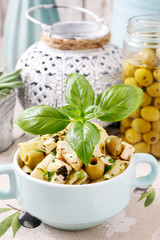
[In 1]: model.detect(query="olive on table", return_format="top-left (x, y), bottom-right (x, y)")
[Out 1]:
top-left (134, 68), bottom-right (153, 86)
top-left (125, 128), bottom-right (142, 144)
top-left (141, 106), bottom-right (159, 122)
top-left (105, 136), bottom-right (122, 156)
top-left (131, 118), bottom-right (151, 133)
top-left (143, 130), bottom-right (159, 145)
top-left (85, 157), bottom-right (105, 180)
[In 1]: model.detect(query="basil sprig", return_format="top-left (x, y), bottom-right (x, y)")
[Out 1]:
top-left (15, 73), bottom-right (143, 165)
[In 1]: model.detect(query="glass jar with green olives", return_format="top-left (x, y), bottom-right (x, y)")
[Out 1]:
top-left (121, 15), bottom-right (160, 158)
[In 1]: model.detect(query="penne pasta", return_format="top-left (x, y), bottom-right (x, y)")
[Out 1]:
top-left (18, 123), bottom-right (133, 185)
top-left (24, 151), bottom-right (45, 170)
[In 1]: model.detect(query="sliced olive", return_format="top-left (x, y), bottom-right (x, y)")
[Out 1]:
top-left (85, 157), bottom-right (105, 180)
top-left (105, 136), bottom-right (122, 156)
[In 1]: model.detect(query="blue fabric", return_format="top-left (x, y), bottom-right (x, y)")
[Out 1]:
top-left (2, 0), bottom-right (59, 71)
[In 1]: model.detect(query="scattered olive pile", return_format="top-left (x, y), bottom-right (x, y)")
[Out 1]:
top-left (121, 48), bottom-right (160, 158)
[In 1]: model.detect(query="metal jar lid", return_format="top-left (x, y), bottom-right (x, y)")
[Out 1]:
top-left (26, 5), bottom-right (110, 49)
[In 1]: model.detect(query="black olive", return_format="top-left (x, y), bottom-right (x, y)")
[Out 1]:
top-left (57, 166), bottom-right (68, 178)
top-left (53, 135), bottom-right (59, 143)
top-left (18, 212), bottom-right (41, 228)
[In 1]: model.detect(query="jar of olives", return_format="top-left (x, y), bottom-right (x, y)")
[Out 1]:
top-left (121, 15), bottom-right (160, 158)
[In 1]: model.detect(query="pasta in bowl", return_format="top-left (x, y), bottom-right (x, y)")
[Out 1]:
top-left (18, 124), bottom-right (134, 185)
top-left (0, 73), bottom-right (159, 230)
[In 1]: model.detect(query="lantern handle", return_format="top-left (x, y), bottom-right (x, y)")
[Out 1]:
top-left (26, 4), bottom-right (107, 30)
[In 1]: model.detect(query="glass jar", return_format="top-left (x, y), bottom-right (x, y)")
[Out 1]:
top-left (121, 15), bottom-right (160, 158)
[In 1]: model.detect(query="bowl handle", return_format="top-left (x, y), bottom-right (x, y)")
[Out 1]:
top-left (131, 153), bottom-right (159, 187)
top-left (0, 164), bottom-right (17, 199)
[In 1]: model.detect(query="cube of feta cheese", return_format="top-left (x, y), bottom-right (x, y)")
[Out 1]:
top-left (63, 152), bottom-right (83, 171)
top-left (120, 142), bottom-right (135, 160)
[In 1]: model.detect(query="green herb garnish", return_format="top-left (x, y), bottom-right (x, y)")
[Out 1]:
top-left (51, 148), bottom-right (57, 156)
top-left (104, 159), bottom-right (116, 174)
top-left (0, 69), bottom-right (23, 98)
top-left (34, 149), bottom-right (45, 155)
top-left (43, 170), bottom-right (54, 182)
top-left (70, 169), bottom-right (76, 175)
top-left (77, 172), bottom-right (84, 179)
top-left (15, 73), bottom-right (143, 166)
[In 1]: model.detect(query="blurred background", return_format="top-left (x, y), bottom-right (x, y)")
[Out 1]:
top-left (0, 0), bottom-right (113, 65)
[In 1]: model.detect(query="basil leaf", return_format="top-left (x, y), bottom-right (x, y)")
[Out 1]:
top-left (61, 105), bottom-right (81, 120)
top-left (0, 208), bottom-right (12, 214)
top-left (65, 73), bottom-right (94, 110)
top-left (138, 188), bottom-right (155, 207)
top-left (95, 84), bottom-right (143, 122)
top-left (15, 105), bottom-right (71, 135)
top-left (144, 189), bottom-right (155, 207)
top-left (83, 105), bottom-right (105, 121)
top-left (11, 211), bottom-right (21, 238)
top-left (0, 212), bottom-right (17, 237)
top-left (67, 122), bottom-right (100, 166)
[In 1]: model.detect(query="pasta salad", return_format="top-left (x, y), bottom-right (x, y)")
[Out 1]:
top-left (18, 124), bottom-right (135, 185)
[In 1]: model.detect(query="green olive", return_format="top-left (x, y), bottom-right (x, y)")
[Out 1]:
top-left (130, 108), bottom-right (141, 118)
top-left (141, 48), bottom-right (157, 67)
top-left (146, 82), bottom-right (160, 97)
top-left (151, 142), bottom-right (160, 158)
top-left (85, 157), bottom-right (105, 180)
top-left (125, 128), bottom-right (142, 144)
top-left (122, 61), bottom-right (135, 77)
top-left (152, 120), bottom-right (160, 132)
top-left (153, 69), bottom-right (160, 82)
top-left (141, 106), bottom-right (159, 122)
top-left (131, 118), bottom-right (151, 133)
top-left (133, 142), bottom-right (150, 153)
top-left (105, 136), bottom-right (122, 156)
top-left (141, 92), bottom-right (152, 107)
top-left (124, 77), bottom-right (140, 87)
top-left (135, 68), bottom-right (153, 86)
top-left (143, 130), bottom-right (159, 145)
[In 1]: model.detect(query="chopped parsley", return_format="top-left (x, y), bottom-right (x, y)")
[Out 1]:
top-left (104, 159), bottom-right (116, 174)
top-left (51, 148), bottom-right (57, 156)
top-left (43, 170), bottom-right (54, 182)
top-left (70, 169), bottom-right (76, 175)
top-left (34, 149), bottom-right (45, 155)
top-left (109, 158), bottom-right (116, 164)
top-left (77, 172), bottom-right (84, 179)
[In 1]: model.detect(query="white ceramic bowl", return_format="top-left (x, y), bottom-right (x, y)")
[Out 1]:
top-left (0, 151), bottom-right (158, 230)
